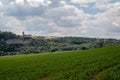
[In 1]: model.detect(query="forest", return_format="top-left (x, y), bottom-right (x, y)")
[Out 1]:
top-left (0, 31), bottom-right (120, 56)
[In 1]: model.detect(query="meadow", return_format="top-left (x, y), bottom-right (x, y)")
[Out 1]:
top-left (0, 45), bottom-right (120, 80)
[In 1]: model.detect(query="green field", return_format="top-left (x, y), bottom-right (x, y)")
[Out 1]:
top-left (0, 46), bottom-right (120, 80)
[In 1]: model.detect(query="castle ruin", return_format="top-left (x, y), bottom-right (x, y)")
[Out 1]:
top-left (6, 32), bottom-right (32, 44)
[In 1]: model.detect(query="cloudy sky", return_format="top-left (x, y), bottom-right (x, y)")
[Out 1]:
top-left (0, 0), bottom-right (120, 38)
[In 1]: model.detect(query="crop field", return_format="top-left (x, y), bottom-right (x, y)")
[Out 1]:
top-left (0, 45), bottom-right (120, 80)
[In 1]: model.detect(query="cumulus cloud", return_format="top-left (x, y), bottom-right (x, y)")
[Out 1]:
top-left (81, 2), bottom-right (120, 38)
top-left (71, 0), bottom-right (113, 4)
top-left (27, 0), bottom-right (52, 7)
top-left (93, 2), bottom-right (120, 31)
top-left (43, 4), bottom-right (91, 27)
top-left (0, 0), bottom-right (120, 38)
top-left (0, 2), bottom-right (2, 14)
top-left (15, 0), bottom-right (25, 5)
top-left (3, 4), bottom-right (46, 17)
top-left (71, 0), bottom-right (96, 4)
top-left (0, 1), bottom-right (2, 6)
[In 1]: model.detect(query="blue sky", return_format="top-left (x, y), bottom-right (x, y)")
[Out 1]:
top-left (0, 0), bottom-right (120, 39)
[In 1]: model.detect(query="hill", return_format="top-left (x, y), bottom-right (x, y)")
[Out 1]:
top-left (0, 31), bottom-right (120, 56)
top-left (0, 45), bottom-right (120, 80)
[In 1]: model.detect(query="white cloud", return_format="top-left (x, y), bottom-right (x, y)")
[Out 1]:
top-left (71, 0), bottom-right (114, 8)
top-left (27, 0), bottom-right (52, 7)
top-left (10, 0), bottom-right (52, 7)
top-left (112, 22), bottom-right (120, 27)
top-left (82, 2), bottom-right (120, 38)
top-left (5, 17), bottom-right (26, 35)
top-left (71, 0), bottom-right (102, 4)
top-left (0, 1), bottom-right (3, 12)
top-left (71, 0), bottom-right (112, 4)
top-left (15, 0), bottom-right (25, 5)
top-left (0, 1), bottom-right (2, 6)
top-left (0, 0), bottom-right (120, 38)
top-left (60, 0), bottom-right (67, 6)
top-left (94, 1), bottom-right (120, 10)
top-left (10, 0), bottom-right (25, 5)
top-left (43, 4), bottom-right (91, 27)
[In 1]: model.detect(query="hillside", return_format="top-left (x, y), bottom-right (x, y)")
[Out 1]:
top-left (0, 31), bottom-right (120, 56)
top-left (0, 45), bottom-right (120, 80)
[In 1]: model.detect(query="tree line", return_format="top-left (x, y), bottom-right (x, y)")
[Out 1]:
top-left (0, 31), bottom-right (120, 56)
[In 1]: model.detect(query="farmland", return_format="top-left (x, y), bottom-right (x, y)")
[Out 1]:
top-left (0, 45), bottom-right (120, 80)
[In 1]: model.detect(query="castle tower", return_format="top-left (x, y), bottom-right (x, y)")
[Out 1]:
top-left (22, 31), bottom-right (25, 36)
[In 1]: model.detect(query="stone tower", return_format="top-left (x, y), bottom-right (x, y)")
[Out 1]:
top-left (22, 31), bottom-right (25, 36)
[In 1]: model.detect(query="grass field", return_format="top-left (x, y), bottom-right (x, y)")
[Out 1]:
top-left (0, 45), bottom-right (120, 80)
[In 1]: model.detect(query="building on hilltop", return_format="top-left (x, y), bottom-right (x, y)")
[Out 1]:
top-left (22, 31), bottom-right (32, 40)
top-left (6, 32), bottom-right (32, 44)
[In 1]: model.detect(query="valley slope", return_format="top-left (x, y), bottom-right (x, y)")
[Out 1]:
top-left (0, 45), bottom-right (120, 80)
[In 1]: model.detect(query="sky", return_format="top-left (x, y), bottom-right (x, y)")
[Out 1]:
top-left (0, 0), bottom-right (120, 39)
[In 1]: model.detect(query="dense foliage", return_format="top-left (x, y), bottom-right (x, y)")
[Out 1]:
top-left (0, 46), bottom-right (120, 80)
top-left (0, 31), bottom-right (120, 56)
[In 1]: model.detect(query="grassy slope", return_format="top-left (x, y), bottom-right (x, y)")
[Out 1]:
top-left (0, 45), bottom-right (120, 80)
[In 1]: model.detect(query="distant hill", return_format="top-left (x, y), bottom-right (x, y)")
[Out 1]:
top-left (0, 31), bottom-right (120, 56)
top-left (0, 45), bottom-right (120, 80)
